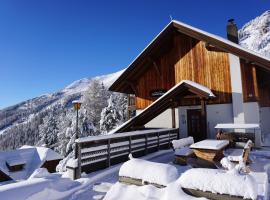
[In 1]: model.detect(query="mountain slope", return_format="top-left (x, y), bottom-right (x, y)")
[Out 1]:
top-left (239, 10), bottom-right (270, 58)
top-left (0, 69), bottom-right (124, 136)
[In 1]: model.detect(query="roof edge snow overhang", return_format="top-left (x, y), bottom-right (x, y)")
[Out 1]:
top-left (110, 80), bottom-right (215, 133)
top-left (109, 20), bottom-right (270, 93)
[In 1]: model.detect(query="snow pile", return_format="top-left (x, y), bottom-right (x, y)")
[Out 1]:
top-left (28, 168), bottom-right (51, 179)
top-left (93, 182), bottom-right (113, 193)
top-left (104, 182), bottom-right (207, 200)
top-left (66, 158), bottom-right (78, 168)
top-left (239, 10), bottom-right (270, 58)
top-left (220, 157), bottom-right (236, 170)
top-left (179, 168), bottom-right (258, 199)
top-left (119, 156), bottom-right (178, 186)
top-left (227, 154), bottom-right (243, 162)
top-left (171, 136), bottom-right (194, 149)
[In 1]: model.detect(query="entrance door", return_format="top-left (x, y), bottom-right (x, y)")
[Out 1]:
top-left (187, 109), bottom-right (206, 142)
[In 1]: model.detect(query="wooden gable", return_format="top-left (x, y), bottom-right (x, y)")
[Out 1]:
top-left (110, 20), bottom-right (270, 109)
top-left (135, 32), bottom-right (232, 109)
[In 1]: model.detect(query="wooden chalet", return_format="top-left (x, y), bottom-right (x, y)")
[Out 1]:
top-left (109, 20), bottom-right (270, 146)
top-left (0, 146), bottom-right (63, 182)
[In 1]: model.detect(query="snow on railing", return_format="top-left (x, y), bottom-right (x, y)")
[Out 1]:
top-left (75, 128), bottom-right (179, 173)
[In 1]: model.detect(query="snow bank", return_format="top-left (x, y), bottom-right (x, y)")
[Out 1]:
top-left (119, 157), bottom-right (178, 186)
top-left (93, 182), bottom-right (113, 193)
top-left (28, 168), bottom-right (51, 179)
top-left (220, 157), bottom-right (236, 170)
top-left (179, 168), bottom-right (258, 199)
top-left (66, 158), bottom-right (78, 168)
top-left (171, 137), bottom-right (194, 149)
top-left (104, 182), bottom-right (207, 200)
top-left (0, 178), bottom-right (53, 200)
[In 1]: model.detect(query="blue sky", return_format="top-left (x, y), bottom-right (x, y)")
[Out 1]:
top-left (0, 0), bottom-right (269, 108)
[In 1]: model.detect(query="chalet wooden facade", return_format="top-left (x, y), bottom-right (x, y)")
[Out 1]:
top-left (109, 20), bottom-right (270, 146)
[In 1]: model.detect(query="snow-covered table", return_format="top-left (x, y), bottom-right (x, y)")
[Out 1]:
top-left (190, 140), bottom-right (229, 161)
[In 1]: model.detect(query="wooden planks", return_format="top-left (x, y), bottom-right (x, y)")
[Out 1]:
top-left (135, 33), bottom-right (232, 109)
top-left (78, 129), bottom-right (179, 173)
top-left (240, 60), bottom-right (259, 102)
top-left (174, 34), bottom-right (231, 106)
top-left (256, 68), bottom-right (270, 107)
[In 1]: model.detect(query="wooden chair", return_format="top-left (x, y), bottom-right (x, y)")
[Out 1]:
top-left (171, 137), bottom-right (195, 165)
top-left (227, 140), bottom-right (253, 165)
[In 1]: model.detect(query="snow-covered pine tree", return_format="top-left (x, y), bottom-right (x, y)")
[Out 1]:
top-left (38, 111), bottom-right (58, 148)
top-left (100, 92), bottom-right (128, 133)
top-left (82, 80), bottom-right (109, 132)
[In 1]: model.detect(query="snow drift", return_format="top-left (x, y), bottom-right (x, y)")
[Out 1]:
top-left (119, 156), bottom-right (178, 186)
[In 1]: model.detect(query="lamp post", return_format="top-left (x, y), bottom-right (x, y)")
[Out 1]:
top-left (72, 100), bottom-right (82, 157)
top-left (72, 100), bottom-right (82, 179)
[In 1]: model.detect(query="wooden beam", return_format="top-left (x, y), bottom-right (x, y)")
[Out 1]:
top-left (204, 42), bottom-right (226, 52)
top-left (251, 64), bottom-right (259, 101)
top-left (125, 81), bottom-right (138, 95)
top-left (184, 95), bottom-right (200, 99)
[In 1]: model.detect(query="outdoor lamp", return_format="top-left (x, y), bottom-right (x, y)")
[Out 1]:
top-left (72, 100), bottom-right (82, 110)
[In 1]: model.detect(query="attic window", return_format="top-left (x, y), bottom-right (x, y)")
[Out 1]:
top-left (6, 156), bottom-right (26, 172)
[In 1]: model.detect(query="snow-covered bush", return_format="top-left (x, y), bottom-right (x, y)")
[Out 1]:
top-left (100, 93), bottom-right (128, 134)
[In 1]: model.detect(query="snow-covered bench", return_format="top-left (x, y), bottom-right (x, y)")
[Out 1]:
top-left (118, 155), bottom-right (178, 188)
top-left (171, 137), bottom-right (194, 165)
top-left (224, 140), bottom-right (253, 164)
top-left (179, 168), bottom-right (258, 200)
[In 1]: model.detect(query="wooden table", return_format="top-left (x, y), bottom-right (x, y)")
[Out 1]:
top-left (190, 140), bottom-right (229, 161)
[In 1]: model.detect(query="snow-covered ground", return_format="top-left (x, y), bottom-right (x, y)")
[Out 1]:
top-left (0, 149), bottom-right (269, 200)
top-left (0, 150), bottom-right (185, 200)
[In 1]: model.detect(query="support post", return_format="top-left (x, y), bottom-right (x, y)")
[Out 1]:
top-left (171, 108), bottom-right (176, 128)
top-left (200, 98), bottom-right (207, 140)
top-left (168, 131), bottom-right (171, 148)
top-left (145, 134), bottom-right (148, 155)
top-left (107, 139), bottom-right (111, 167)
top-left (129, 136), bottom-right (132, 154)
top-left (77, 143), bottom-right (81, 178)
top-left (157, 132), bottom-right (160, 150)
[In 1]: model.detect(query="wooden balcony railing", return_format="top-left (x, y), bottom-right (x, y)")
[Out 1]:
top-left (75, 128), bottom-right (179, 173)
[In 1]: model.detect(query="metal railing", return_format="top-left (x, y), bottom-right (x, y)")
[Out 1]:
top-left (76, 128), bottom-right (179, 173)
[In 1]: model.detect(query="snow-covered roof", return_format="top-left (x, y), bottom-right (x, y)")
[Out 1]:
top-left (110, 80), bottom-right (214, 133)
top-left (110, 19), bottom-right (270, 93)
top-left (215, 123), bottom-right (260, 129)
top-left (171, 19), bottom-right (270, 63)
top-left (0, 146), bottom-right (63, 181)
top-left (6, 153), bottom-right (26, 167)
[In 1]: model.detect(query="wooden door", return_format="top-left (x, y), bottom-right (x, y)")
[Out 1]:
top-left (187, 109), bottom-right (206, 142)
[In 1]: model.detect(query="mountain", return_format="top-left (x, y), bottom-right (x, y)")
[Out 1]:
top-left (0, 69), bottom-right (124, 137)
top-left (239, 10), bottom-right (270, 58)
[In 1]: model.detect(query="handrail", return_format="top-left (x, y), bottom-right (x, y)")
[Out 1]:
top-left (75, 128), bottom-right (179, 173)
top-left (76, 128), bottom-right (177, 143)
